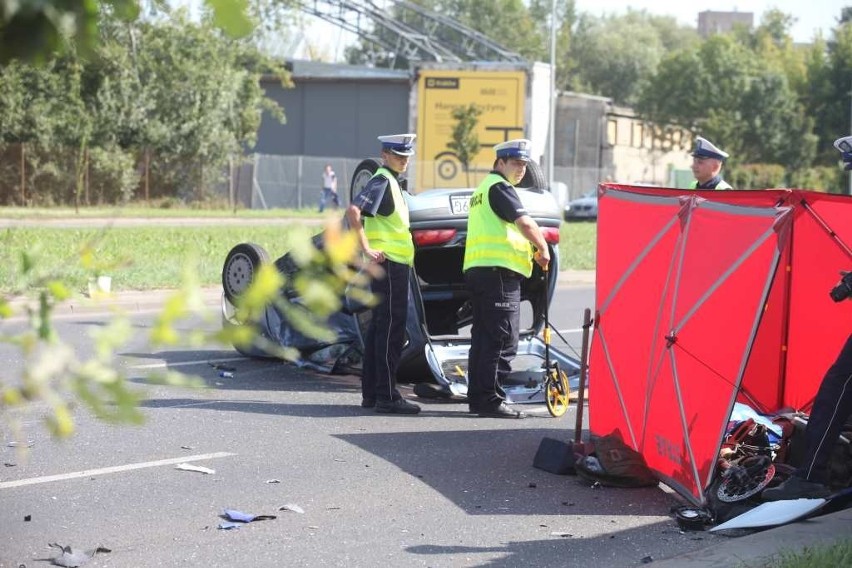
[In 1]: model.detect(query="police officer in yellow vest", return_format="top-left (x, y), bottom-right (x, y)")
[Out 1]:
top-left (346, 133), bottom-right (421, 415)
top-left (690, 136), bottom-right (733, 190)
top-left (463, 139), bottom-right (550, 419)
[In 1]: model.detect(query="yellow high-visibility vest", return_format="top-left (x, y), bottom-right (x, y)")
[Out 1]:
top-left (363, 167), bottom-right (414, 266)
top-left (463, 173), bottom-right (532, 277)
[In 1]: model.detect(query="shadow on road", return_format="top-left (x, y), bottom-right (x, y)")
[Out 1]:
top-left (334, 428), bottom-right (677, 518)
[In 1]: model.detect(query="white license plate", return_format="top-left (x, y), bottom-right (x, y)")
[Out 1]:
top-left (450, 195), bottom-right (470, 215)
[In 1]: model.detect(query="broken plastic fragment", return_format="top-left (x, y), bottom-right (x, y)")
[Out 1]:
top-left (279, 503), bottom-right (305, 514)
top-left (48, 543), bottom-right (110, 567)
top-left (222, 509), bottom-right (277, 523)
top-left (218, 522), bottom-right (243, 530)
top-left (175, 463), bottom-right (215, 474)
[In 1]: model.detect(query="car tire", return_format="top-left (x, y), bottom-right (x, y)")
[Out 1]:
top-left (518, 159), bottom-right (547, 190)
top-left (222, 243), bottom-right (270, 303)
top-left (350, 158), bottom-right (382, 202)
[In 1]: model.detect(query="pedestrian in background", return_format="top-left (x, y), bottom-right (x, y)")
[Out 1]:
top-left (463, 139), bottom-right (550, 419)
top-left (319, 164), bottom-right (340, 212)
top-left (345, 134), bottom-right (421, 415)
top-left (690, 136), bottom-right (732, 190)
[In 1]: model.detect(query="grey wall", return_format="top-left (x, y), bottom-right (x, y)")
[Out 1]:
top-left (254, 78), bottom-right (410, 159)
top-left (554, 94), bottom-right (611, 171)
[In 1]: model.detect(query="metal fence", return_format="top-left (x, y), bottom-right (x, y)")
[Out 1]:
top-left (250, 155), bottom-right (365, 210)
top-left (248, 154), bottom-right (614, 210)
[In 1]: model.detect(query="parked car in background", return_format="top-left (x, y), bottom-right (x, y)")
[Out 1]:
top-left (562, 190), bottom-right (598, 221)
top-left (563, 191), bottom-right (598, 221)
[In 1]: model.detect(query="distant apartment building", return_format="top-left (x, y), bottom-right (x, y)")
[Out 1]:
top-left (697, 10), bottom-right (754, 37)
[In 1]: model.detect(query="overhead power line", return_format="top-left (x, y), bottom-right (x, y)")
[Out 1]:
top-left (294, 0), bottom-right (525, 65)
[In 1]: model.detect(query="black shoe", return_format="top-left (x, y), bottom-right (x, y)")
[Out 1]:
top-left (375, 399), bottom-right (421, 415)
top-left (762, 476), bottom-right (831, 501)
top-left (478, 402), bottom-right (525, 419)
top-left (361, 398), bottom-right (376, 408)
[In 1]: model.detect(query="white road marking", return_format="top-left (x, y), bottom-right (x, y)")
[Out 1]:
top-left (0, 451), bottom-right (235, 490)
top-left (127, 356), bottom-right (244, 370)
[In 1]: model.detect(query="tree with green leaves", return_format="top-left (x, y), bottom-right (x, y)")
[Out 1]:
top-left (0, 0), bottom-right (361, 444)
top-left (0, 0), bottom-right (254, 64)
top-left (803, 14), bottom-right (852, 166)
top-left (0, 9), bottom-right (289, 205)
top-left (634, 11), bottom-right (843, 188)
top-left (528, 0), bottom-right (576, 88)
top-left (447, 103), bottom-right (482, 186)
top-left (566, 10), bottom-right (697, 106)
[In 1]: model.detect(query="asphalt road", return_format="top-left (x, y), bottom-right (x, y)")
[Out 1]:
top-left (0, 285), bottom-right (728, 567)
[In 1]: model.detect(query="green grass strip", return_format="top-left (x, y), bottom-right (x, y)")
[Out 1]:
top-left (0, 221), bottom-right (597, 293)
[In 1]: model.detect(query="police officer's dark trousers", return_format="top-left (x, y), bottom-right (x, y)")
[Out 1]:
top-left (796, 332), bottom-right (852, 484)
top-left (362, 259), bottom-right (410, 404)
top-left (465, 266), bottom-right (521, 411)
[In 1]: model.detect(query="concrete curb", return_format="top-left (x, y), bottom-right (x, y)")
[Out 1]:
top-left (652, 507), bottom-right (852, 566)
top-left (5, 286), bottom-right (224, 318)
top-left (558, 269), bottom-right (596, 285)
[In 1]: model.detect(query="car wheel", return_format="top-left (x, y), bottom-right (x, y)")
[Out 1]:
top-left (222, 243), bottom-right (270, 303)
top-left (350, 158), bottom-right (382, 202)
top-left (518, 159), bottom-right (547, 190)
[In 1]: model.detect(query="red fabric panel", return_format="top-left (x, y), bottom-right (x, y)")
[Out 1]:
top-left (591, 187), bottom-right (790, 502)
top-left (738, 254), bottom-right (789, 412)
top-left (591, 189), bottom-right (685, 450)
top-left (657, 205), bottom-right (788, 493)
top-left (782, 191), bottom-right (852, 410)
top-left (591, 185), bottom-right (852, 504)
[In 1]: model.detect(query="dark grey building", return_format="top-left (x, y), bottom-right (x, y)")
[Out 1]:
top-left (255, 60), bottom-right (411, 158)
top-left (553, 91), bottom-right (612, 171)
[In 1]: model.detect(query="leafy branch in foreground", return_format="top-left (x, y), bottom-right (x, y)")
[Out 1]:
top-left (0, 220), bottom-right (370, 441)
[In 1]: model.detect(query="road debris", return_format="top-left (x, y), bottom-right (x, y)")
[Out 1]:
top-left (48, 543), bottom-right (110, 567)
top-left (218, 509), bottom-right (277, 529)
top-left (175, 463), bottom-right (215, 475)
top-left (279, 503), bottom-right (305, 514)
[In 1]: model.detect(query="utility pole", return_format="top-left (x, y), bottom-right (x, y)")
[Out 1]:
top-left (547, 0), bottom-right (556, 191)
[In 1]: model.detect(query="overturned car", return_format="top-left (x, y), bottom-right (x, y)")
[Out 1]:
top-left (221, 159), bottom-right (580, 402)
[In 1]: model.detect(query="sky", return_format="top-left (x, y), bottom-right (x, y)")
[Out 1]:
top-left (576, 1), bottom-right (846, 44)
